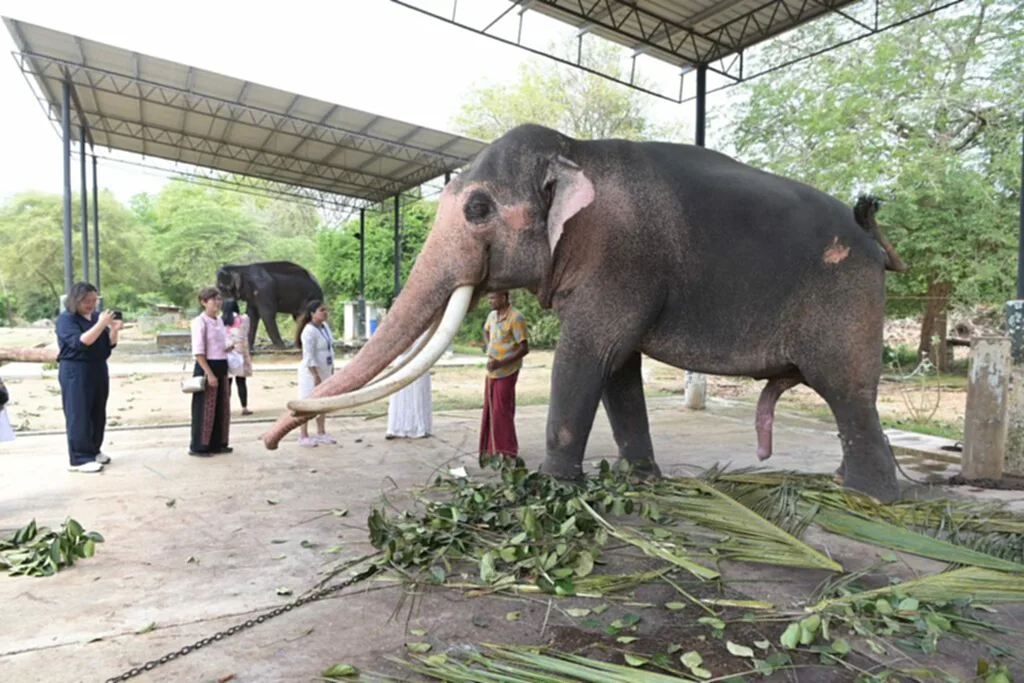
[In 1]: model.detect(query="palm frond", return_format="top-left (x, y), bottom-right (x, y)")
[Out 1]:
top-left (807, 566), bottom-right (1024, 612)
top-left (633, 481), bottom-right (843, 572)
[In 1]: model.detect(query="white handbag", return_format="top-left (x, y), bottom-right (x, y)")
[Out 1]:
top-left (181, 375), bottom-right (207, 394)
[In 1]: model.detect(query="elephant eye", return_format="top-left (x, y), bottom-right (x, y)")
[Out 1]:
top-left (464, 190), bottom-right (493, 223)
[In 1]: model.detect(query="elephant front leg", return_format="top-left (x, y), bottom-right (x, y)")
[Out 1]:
top-left (538, 339), bottom-right (613, 482)
top-left (245, 304), bottom-right (260, 349)
top-left (261, 310), bottom-right (286, 348)
top-left (602, 351), bottom-right (660, 478)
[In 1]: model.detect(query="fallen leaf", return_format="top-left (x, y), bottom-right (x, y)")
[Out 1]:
top-left (592, 604), bottom-right (610, 614)
top-left (754, 639), bottom-right (770, 649)
top-left (565, 608), bottom-right (591, 618)
top-left (136, 622), bottom-right (156, 634)
top-left (324, 545), bottom-right (344, 554)
top-left (271, 554), bottom-right (287, 561)
top-left (406, 642), bottom-right (432, 653)
top-left (321, 663), bottom-right (359, 679)
top-left (331, 508), bottom-right (348, 517)
top-left (410, 628), bottom-right (428, 636)
top-left (276, 587), bottom-right (292, 596)
top-left (681, 651), bottom-right (703, 668)
top-left (266, 499), bottom-right (279, 505)
top-left (270, 539), bottom-right (288, 544)
top-left (185, 556), bottom-right (199, 564)
top-left (616, 636), bottom-right (639, 644)
top-left (664, 602), bottom-right (687, 610)
top-left (726, 641), bottom-right (755, 658)
top-left (165, 499), bottom-right (176, 508)
top-left (505, 611), bottom-right (520, 621)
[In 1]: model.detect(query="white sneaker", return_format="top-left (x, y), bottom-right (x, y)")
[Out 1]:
top-left (298, 436), bottom-right (318, 447)
top-left (315, 433), bottom-right (337, 444)
top-left (95, 453), bottom-right (111, 464)
top-left (68, 461), bottom-right (104, 473)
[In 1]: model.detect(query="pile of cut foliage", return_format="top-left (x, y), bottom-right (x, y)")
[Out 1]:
top-left (353, 456), bottom-right (1023, 681)
top-left (0, 517), bottom-right (103, 577)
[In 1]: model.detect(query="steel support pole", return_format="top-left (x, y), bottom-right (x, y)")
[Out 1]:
top-left (695, 64), bottom-right (707, 148)
top-left (1017, 112), bottom-right (1024, 300)
top-left (80, 127), bottom-right (89, 284)
top-left (61, 80), bottom-right (73, 298)
top-left (93, 154), bottom-right (100, 295)
top-left (684, 63), bottom-right (710, 411)
top-left (393, 195), bottom-right (402, 299)
top-left (358, 208), bottom-right (366, 338)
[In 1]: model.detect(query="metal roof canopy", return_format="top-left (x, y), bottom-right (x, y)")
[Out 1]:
top-left (4, 17), bottom-right (488, 210)
top-left (393, 0), bottom-right (966, 104)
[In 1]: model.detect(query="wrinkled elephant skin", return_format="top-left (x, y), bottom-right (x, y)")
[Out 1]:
top-left (263, 124), bottom-right (904, 504)
top-left (216, 261), bottom-right (324, 349)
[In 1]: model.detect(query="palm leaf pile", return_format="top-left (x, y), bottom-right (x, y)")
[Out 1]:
top-left (360, 456), bottom-right (1024, 681)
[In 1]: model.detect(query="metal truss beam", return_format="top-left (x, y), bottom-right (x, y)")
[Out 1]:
top-left (14, 51), bottom-right (468, 197)
top-left (81, 151), bottom-right (372, 214)
top-left (56, 108), bottom-right (405, 201)
top-left (392, 0), bottom-right (967, 103)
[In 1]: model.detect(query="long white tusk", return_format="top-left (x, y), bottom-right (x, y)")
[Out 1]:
top-left (287, 286), bottom-right (473, 414)
top-left (365, 316), bottom-right (441, 387)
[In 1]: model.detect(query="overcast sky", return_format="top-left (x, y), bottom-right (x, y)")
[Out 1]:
top-left (0, 0), bottom-right (727, 204)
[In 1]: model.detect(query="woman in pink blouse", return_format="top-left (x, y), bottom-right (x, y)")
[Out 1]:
top-left (189, 286), bottom-right (234, 456)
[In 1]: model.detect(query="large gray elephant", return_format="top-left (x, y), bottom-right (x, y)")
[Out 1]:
top-left (216, 261), bottom-right (324, 349)
top-left (262, 124), bottom-right (907, 503)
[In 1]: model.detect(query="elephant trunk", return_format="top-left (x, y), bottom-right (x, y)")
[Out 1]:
top-left (260, 192), bottom-right (483, 449)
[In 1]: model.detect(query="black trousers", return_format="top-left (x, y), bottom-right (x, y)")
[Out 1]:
top-left (190, 359), bottom-right (231, 453)
top-left (235, 376), bottom-right (248, 408)
top-left (59, 361), bottom-right (109, 466)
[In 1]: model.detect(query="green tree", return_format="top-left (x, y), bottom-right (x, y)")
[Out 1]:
top-left (455, 39), bottom-right (688, 143)
top-left (724, 0), bottom-right (1024, 370)
top-left (0, 190), bottom-right (159, 320)
top-left (316, 196), bottom-right (436, 313)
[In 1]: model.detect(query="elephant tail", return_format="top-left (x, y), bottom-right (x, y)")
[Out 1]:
top-left (853, 194), bottom-right (907, 273)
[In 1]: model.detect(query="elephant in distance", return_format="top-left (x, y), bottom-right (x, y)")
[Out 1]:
top-left (216, 261), bottom-right (325, 349)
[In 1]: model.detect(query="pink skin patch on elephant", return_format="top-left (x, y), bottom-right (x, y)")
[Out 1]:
top-left (822, 237), bottom-right (850, 264)
top-left (755, 376), bottom-right (802, 460)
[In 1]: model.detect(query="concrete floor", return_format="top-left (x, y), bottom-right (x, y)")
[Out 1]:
top-left (1, 398), bottom-right (1020, 683)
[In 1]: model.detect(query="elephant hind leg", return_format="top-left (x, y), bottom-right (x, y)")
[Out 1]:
top-left (800, 364), bottom-right (898, 503)
top-left (602, 351), bottom-right (660, 478)
top-left (755, 372), bottom-right (804, 461)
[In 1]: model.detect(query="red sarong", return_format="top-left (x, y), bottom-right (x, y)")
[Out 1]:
top-left (479, 371), bottom-right (519, 457)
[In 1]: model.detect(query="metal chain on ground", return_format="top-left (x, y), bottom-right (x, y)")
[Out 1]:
top-left (104, 563), bottom-right (381, 683)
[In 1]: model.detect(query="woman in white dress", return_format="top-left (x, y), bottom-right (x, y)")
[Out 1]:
top-left (295, 299), bottom-right (336, 447)
top-left (385, 328), bottom-right (433, 439)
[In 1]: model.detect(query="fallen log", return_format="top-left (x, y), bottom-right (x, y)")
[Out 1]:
top-left (0, 347), bottom-right (59, 364)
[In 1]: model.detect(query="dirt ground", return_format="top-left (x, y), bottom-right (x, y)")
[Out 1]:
top-left (1, 324), bottom-right (968, 437)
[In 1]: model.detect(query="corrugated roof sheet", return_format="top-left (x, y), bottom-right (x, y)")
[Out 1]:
top-left (4, 17), bottom-right (488, 204)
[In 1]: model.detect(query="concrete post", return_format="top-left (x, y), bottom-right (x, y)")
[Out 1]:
top-left (683, 371), bottom-right (707, 410)
top-left (961, 336), bottom-right (1012, 480)
top-left (1004, 301), bottom-right (1024, 475)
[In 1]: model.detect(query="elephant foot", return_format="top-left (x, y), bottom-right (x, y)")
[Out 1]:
top-left (538, 455), bottom-right (585, 483)
top-left (613, 456), bottom-right (662, 482)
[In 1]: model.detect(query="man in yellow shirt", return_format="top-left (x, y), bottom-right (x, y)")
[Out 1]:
top-left (479, 291), bottom-right (529, 459)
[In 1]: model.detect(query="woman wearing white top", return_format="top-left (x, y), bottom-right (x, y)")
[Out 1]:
top-left (295, 299), bottom-right (336, 447)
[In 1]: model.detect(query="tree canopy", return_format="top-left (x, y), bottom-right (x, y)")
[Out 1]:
top-left (723, 0), bottom-right (1024, 368)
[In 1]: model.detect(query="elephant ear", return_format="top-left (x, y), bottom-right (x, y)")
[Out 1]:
top-left (545, 155), bottom-right (595, 255)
